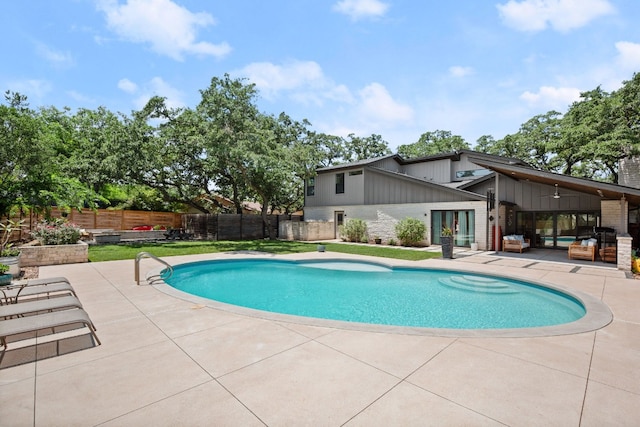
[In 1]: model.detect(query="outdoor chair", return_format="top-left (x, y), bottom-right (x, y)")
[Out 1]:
top-left (568, 239), bottom-right (597, 262)
top-left (1, 295), bottom-right (84, 319)
top-left (502, 235), bottom-right (530, 253)
top-left (1, 280), bottom-right (77, 305)
top-left (0, 307), bottom-right (101, 352)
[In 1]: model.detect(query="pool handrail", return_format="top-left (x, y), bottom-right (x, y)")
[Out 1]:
top-left (135, 252), bottom-right (174, 285)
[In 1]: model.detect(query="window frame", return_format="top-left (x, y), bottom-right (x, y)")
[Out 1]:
top-left (335, 173), bottom-right (345, 194)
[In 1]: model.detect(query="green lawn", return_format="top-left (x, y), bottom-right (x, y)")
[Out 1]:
top-left (88, 240), bottom-right (442, 262)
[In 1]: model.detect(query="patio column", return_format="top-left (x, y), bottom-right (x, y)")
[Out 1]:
top-left (617, 234), bottom-right (632, 272)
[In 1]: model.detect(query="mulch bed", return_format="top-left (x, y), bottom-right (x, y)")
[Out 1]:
top-left (20, 267), bottom-right (39, 280)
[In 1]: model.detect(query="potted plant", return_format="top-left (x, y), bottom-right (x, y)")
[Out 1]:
top-left (0, 263), bottom-right (11, 285)
top-left (0, 219), bottom-right (24, 277)
top-left (441, 226), bottom-right (454, 259)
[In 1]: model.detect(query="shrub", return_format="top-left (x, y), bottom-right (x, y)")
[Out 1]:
top-left (340, 218), bottom-right (368, 242)
top-left (30, 218), bottom-right (81, 245)
top-left (395, 217), bottom-right (426, 246)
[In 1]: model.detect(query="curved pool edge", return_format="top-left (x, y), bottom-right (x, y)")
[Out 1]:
top-left (147, 255), bottom-right (614, 338)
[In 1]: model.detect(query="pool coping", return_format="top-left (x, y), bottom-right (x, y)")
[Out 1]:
top-left (148, 253), bottom-right (613, 338)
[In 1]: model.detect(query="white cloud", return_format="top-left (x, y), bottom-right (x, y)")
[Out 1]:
top-left (117, 78), bottom-right (138, 94)
top-left (520, 86), bottom-right (581, 109)
top-left (35, 43), bottom-right (74, 68)
top-left (67, 90), bottom-right (96, 104)
top-left (127, 77), bottom-right (186, 110)
top-left (7, 79), bottom-right (52, 100)
top-left (333, 0), bottom-right (389, 21)
top-left (238, 60), bottom-right (355, 105)
top-left (96, 0), bottom-right (231, 61)
top-left (449, 66), bottom-right (474, 78)
top-left (358, 82), bottom-right (414, 123)
top-left (497, 0), bottom-right (615, 33)
top-left (615, 41), bottom-right (640, 71)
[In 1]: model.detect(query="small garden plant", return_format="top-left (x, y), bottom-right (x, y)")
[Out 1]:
top-left (0, 219), bottom-right (24, 256)
top-left (395, 217), bottom-right (427, 246)
top-left (30, 218), bottom-right (82, 245)
top-left (339, 218), bottom-right (368, 243)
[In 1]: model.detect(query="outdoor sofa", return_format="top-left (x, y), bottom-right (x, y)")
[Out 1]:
top-left (502, 235), bottom-right (531, 253)
top-left (568, 239), bottom-right (598, 262)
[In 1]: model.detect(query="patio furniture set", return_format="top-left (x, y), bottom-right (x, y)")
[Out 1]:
top-left (502, 234), bottom-right (617, 263)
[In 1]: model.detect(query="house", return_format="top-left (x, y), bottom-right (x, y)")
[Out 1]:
top-left (296, 150), bottom-right (640, 270)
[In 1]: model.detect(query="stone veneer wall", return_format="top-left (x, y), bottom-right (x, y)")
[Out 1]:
top-left (19, 241), bottom-right (89, 267)
top-left (303, 201), bottom-right (488, 248)
top-left (601, 199), bottom-right (628, 232)
top-left (616, 235), bottom-right (632, 272)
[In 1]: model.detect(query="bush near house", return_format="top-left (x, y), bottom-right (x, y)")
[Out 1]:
top-left (395, 217), bottom-right (426, 247)
top-left (339, 218), bottom-right (368, 243)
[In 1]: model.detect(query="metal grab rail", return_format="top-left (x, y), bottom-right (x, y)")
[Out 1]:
top-left (135, 252), bottom-right (174, 285)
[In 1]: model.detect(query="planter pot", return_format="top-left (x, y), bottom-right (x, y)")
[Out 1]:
top-left (0, 273), bottom-right (12, 286)
top-left (0, 252), bottom-right (21, 277)
top-left (440, 236), bottom-right (454, 259)
top-left (632, 259), bottom-right (640, 273)
top-left (470, 242), bottom-right (478, 251)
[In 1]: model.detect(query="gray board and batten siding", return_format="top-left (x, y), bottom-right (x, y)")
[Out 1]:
top-left (305, 166), bottom-right (485, 208)
top-left (465, 175), bottom-right (602, 211)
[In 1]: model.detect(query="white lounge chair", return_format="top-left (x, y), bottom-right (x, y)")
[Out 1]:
top-left (0, 308), bottom-right (100, 352)
top-left (1, 282), bottom-right (77, 304)
top-left (0, 295), bottom-right (84, 319)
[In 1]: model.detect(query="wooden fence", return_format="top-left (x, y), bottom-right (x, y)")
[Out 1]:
top-left (182, 214), bottom-right (301, 240)
top-left (4, 210), bottom-right (302, 242)
top-left (5, 208), bottom-right (182, 240)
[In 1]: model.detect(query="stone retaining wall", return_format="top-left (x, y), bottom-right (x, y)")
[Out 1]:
top-left (19, 241), bottom-right (89, 267)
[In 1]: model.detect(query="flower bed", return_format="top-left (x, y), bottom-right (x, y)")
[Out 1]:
top-left (18, 219), bottom-right (88, 266)
top-left (19, 241), bottom-right (88, 267)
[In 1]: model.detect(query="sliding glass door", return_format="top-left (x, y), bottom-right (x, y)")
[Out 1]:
top-left (432, 210), bottom-right (475, 246)
top-left (516, 211), bottom-right (600, 249)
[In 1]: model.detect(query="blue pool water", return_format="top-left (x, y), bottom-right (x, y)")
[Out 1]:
top-left (163, 259), bottom-right (586, 329)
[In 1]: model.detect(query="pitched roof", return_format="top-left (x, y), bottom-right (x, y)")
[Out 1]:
top-left (468, 156), bottom-right (640, 207)
top-left (315, 150), bottom-right (529, 173)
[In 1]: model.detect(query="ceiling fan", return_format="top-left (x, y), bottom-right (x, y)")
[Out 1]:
top-left (542, 183), bottom-right (578, 200)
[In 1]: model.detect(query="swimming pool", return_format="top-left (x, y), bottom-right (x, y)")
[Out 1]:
top-left (161, 258), bottom-right (599, 334)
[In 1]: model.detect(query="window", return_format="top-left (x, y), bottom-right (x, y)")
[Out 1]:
top-left (306, 177), bottom-right (315, 196)
top-left (455, 169), bottom-right (491, 179)
top-left (348, 170), bottom-right (363, 176)
top-left (335, 173), bottom-right (345, 194)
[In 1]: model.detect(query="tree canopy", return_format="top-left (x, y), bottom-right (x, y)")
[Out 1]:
top-left (2, 71), bottom-right (640, 225)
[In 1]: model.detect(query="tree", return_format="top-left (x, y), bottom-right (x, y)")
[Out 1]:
top-left (397, 130), bottom-right (469, 158)
top-left (307, 132), bottom-right (346, 167)
top-left (0, 92), bottom-right (101, 217)
top-left (121, 97), bottom-right (220, 213)
top-left (343, 133), bottom-right (391, 162)
top-left (611, 72), bottom-right (640, 167)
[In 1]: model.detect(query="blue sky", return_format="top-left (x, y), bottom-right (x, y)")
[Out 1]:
top-left (2, 0), bottom-right (639, 151)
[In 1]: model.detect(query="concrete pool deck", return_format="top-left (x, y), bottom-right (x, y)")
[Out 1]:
top-left (1, 249), bottom-right (639, 426)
